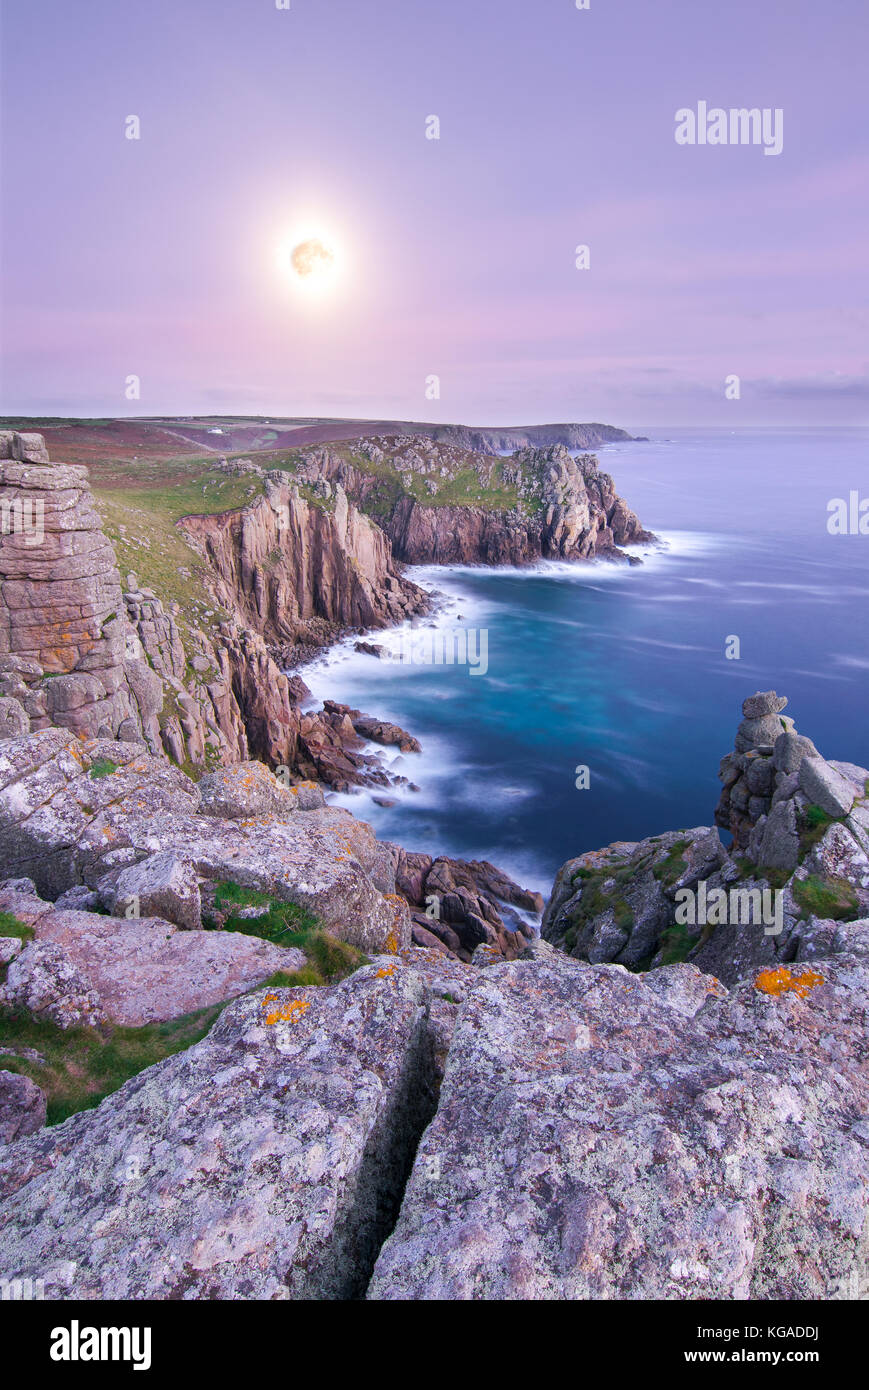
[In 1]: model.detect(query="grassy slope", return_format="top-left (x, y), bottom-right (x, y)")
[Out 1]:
top-left (4, 418), bottom-right (534, 662)
top-left (0, 885), bottom-right (366, 1126)
top-left (0, 1004), bottom-right (223, 1126)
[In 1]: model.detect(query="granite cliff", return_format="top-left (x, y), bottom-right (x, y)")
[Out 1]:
top-left (178, 471), bottom-right (427, 649)
top-left (0, 433), bottom-right (427, 788)
top-left (288, 437), bottom-right (654, 566)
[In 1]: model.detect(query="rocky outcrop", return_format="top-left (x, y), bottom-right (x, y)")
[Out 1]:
top-left (0, 435), bottom-right (160, 746)
top-left (393, 850), bottom-right (543, 961)
top-left (387, 448), bottom-right (652, 565)
top-left (426, 422), bottom-right (635, 453)
top-left (544, 693), bottom-right (869, 987)
top-left (178, 474), bottom-right (428, 651)
top-left (0, 880), bottom-right (302, 1028)
top-left (369, 951), bottom-right (869, 1300)
top-left (0, 728), bottom-right (410, 955)
top-left (322, 701), bottom-right (421, 754)
top-left (294, 441), bottom-right (653, 567)
top-left (0, 963), bottom-right (438, 1298)
top-left (0, 1071), bottom-right (47, 1146)
top-left (543, 826), bottom-right (728, 968)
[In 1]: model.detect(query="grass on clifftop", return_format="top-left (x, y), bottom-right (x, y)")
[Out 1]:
top-left (791, 874), bottom-right (860, 922)
top-left (0, 911), bottom-right (34, 943)
top-left (205, 881), bottom-right (368, 987)
top-left (0, 1005), bottom-right (222, 1126)
top-left (0, 884), bottom-right (365, 1126)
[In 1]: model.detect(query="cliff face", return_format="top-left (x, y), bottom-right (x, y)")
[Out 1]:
top-left (0, 434), bottom-right (162, 746)
top-left (427, 421), bottom-right (633, 452)
top-left (178, 475), bottom-right (428, 649)
top-left (289, 440), bottom-right (653, 567)
top-left (384, 446), bottom-right (652, 565)
top-left (0, 435), bottom-right (437, 789)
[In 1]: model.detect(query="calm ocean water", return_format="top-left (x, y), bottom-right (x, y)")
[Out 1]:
top-left (300, 428), bottom-right (869, 896)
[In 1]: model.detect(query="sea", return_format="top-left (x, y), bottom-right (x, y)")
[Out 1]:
top-left (299, 427), bottom-right (869, 898)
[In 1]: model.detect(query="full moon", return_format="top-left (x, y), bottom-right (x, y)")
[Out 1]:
top-left (277, 231), bottom-right (340, 295)
top-left (290, 238), bottom-right (335, 280)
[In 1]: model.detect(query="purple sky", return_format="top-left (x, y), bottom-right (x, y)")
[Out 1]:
top-left (1, 0), bottom-right (866, 427)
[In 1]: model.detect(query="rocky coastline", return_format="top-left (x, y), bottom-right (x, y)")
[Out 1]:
top-left (1, 430), bottom-right (866, 1301)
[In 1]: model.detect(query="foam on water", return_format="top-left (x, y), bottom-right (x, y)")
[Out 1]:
top-left (291, 428), bottom-right (869, 892)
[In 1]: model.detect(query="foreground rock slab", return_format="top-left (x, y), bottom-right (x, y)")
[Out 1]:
top-left (0, 883), bottom-right (302, 1027)
top-left (0, 964), bottom-right (434, 1298)
top-left (368, 954), bottom-right (869, 1300)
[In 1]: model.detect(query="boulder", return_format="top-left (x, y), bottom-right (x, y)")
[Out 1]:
top-left (0, 697), bottom-right (30, 741)
top-left (799, 757), bottom-right (857, 819)
top-left (0, 938), bottom-right (23, 966)
top-left (756, 798), bottom-right (800, 873)
top-left (773, 731), bottom-right (819, 775)
top-left (0, 1072), bottom-right (47, 1145)
top-left (197, 761), bottom-right (300, 820)
top-left (735, 713), bottom-right (788, 754)
top-left (13, 894), bottom-right (304, 1027)
top-left (106, 850), bottom-right (202, 931)
top-left (0, 964), bottom-right (436, 1299)
top-left (53, 885), bottom-right (100, 912)
top-left (744, 755), bottom-right (775, 797)
top-left (369, 953), bottom-right (869, 1300)
top-left (10, 433), bottom-right (50, 464)
top-left (742, 691), bottom-right (788, 719)
top-left (2, 940), bottom-right (108, 1030)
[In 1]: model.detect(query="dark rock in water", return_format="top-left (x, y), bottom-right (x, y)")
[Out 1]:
top-left (322, 700), bottom-right (422, 754)
top-left (391, 849), bottom-right (543, 963)
top-left (284, 674), bottom-right (312, 704)
top-left (354, 641), bottom-right (385, 658)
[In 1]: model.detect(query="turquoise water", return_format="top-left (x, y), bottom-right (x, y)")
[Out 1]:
top-left (301, 428), bottom-right (869, 896)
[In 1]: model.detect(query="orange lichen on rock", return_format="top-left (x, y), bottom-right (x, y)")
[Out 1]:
top-left (754, 966), bottom-right (824, 999)
top-left (264, 997), bottom-right (311, 1026)
top-left (375, 963), bottom-right (398, 980)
